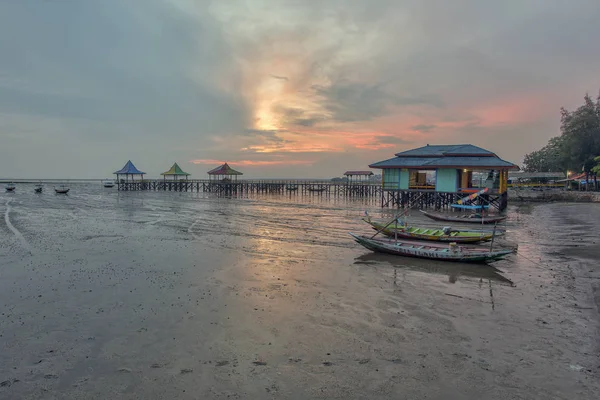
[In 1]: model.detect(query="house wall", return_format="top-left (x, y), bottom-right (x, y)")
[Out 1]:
top-left (436, 168), bottom-right (458, 192)
top-left (399, 169), bottom-right (409, 189)
top-left (383, 169), bottom-right (400, 189)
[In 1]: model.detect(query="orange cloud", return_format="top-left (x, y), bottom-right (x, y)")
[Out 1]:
top-left (241, 144), bottom-right (342, 153)
top-left (189, 159), bottom-right (313, 166)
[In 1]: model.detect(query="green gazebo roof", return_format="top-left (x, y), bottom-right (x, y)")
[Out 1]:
top-left (160, 162), bottom-right (190, 176)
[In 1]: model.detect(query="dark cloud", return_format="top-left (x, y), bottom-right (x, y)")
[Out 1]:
top-left (411, 124), bottom-right (437, 133)
top-left (312, 81), bottom-right (443, 123)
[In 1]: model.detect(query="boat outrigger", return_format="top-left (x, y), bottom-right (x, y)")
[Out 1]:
top-left (420, 210), bottom-right (506, 224)
top-left (349, 233), bottom-right (513, 263)
top-left (363, 217), bottom-right (499, 243)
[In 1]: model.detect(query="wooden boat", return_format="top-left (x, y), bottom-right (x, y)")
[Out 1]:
top-left (363, 218), bottom-right (497, 243)
top-left (307, 187), bottom-right (327, 192)
top-left (349, 233), bottom-right (513, 263)
top-left (451, 204), bottom-right (490, 210)
top-left (55, 185), bottom-right (70, 194)
top-left (103, 179), bottom-right (115, 188)
top-left (420, 210), bottom-right (506, 224)
top-left (5, 182), bottom-right (16, 192)
top-left (34, 184), bottom-right (43, 193)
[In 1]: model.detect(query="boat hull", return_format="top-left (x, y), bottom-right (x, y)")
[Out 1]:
top-left (55, 189), bottom-right (70, 194)
top-left (350, 233), bottom-right (512, 263)
top-left (451, 204), bottom-right (490, 210)
top-left (420, 210), bottom-right (506, 224)
top-left (365, 220), bottom-right (495, 243)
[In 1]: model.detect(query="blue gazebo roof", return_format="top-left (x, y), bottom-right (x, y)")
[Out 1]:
top-left (114, 160), bottom-right (145, 175)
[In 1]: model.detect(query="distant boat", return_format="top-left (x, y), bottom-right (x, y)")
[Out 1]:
top-left (55, 184), bottom-right (70, 194)
top-left (103, 179), bottom-right (115, 188)
top-left (5, 182), bottom-right (16, 192)
top-left (307, 186), bottom-right (327, 192)
top-left (34, 184), bottom-right (43, 193)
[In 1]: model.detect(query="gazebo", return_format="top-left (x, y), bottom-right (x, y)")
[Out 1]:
top-left (160, 162), bottom-right (190, 181)
top-left (114, 160), bottom-right (146, 182)
top-left (207, 163), bottom-right (243, 182)
top-left (344, 170), bottom-right (374, 185)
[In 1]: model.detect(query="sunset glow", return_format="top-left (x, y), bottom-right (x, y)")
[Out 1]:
top-left (1, 0), bottom-right (598, 178)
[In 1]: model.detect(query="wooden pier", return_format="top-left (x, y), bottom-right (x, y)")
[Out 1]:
top-left (116, 179), bottom-right (508, 211)
top-left (381, 190), bottom-right (507, 211)
top-left (117, 180), bottom-right (383, 198)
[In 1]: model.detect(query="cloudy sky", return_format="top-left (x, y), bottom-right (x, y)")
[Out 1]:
top-left (1, 0), bottom-right (599, 179)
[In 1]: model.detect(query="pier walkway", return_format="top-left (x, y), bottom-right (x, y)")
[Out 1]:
top-left (117, 180), bottom-right (382, 198)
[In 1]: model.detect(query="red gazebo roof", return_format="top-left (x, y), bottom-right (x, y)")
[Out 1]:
top-left (207, 163), bottom-right (243, 176)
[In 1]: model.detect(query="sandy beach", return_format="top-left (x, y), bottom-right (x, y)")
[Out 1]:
top-left (1, 184), bottom-right (599, 399)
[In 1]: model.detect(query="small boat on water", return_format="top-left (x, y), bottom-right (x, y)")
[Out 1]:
top-left (451, 204), bottom-right (490, 210)
top-left (285, 184), bottom-right (298, 191)
top-left (420, 210), bottom-right (506, 224)
top-left (54, 185), bottom-right (70, 194)
top-left (5, 182), bottom-right (16, 192)
top-left (307, 187), bottom-right (327, 192)
top-left (103, 179), bottom-right (115, 188)
top-left (363, 218), bottom-right (498, 243)
top-left (34, 184), bottom-right (43, 193)
top-left (349, 233), bottom-right (513, 263)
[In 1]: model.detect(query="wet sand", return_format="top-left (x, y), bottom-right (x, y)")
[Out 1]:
top-left (1, 185), bottom-right (599, 399)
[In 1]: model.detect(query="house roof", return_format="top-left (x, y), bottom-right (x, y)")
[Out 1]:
top-left (207, 163), bottom-right (243, 176)
top-left (394, 144), bottom-right (495, 157)
top-left (344, 170), bottom-right (374, 176)
top-left (161, 162), bottom-right (190, 176)
top-left (370, 144), bottom-right (519, 170)
top-left (114, 160), bottom-right (145, 175)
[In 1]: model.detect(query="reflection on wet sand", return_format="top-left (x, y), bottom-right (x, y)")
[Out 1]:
top-left (354, 252), bottom-right (515, 286)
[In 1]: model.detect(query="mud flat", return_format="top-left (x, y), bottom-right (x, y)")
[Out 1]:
top-left (510, 188), bottom-right (600, 203)
top-left (1, 185), bottom-right (599, 399)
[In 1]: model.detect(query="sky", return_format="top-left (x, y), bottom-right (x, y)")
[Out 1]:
top-left (1, 0), bottom-right (600, 179)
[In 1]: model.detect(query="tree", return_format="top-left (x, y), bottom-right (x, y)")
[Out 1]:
top-left (592, 156), bottom-right (600, 175)
top-left (524, 92), bottom-right (600, 191)
top-left (559, 93), bottom-right (600, 178)
top-left (523, 136), bottom-right (567, 172)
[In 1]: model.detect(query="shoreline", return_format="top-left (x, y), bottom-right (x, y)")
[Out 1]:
top-left (510, 189), bottom-right (600, 203)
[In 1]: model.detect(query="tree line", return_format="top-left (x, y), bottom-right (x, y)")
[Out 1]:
top-left (523, 92), bottom-right (600, 183)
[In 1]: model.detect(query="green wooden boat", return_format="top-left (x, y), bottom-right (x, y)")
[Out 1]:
top-left (364, 218), bottom-right (500, 243)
